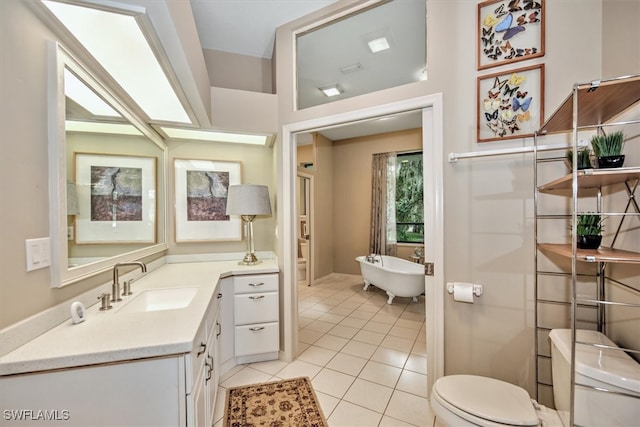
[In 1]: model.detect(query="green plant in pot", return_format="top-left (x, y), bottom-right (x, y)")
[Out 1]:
top-left (590, 131), bottom-right (625, 168)
top-left (575, 213), bottom-right (603, 249)
top-left (566, 147), bottom-right (592, 170)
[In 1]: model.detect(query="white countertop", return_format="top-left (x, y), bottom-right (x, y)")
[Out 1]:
top-left (0, 260), bottom-right (279, 376)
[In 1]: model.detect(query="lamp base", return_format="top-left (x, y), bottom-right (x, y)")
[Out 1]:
top-left (238, 252), bottom-right (261, 265)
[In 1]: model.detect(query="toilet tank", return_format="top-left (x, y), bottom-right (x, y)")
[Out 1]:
top-left (549, 329), bottom-right (640, 427)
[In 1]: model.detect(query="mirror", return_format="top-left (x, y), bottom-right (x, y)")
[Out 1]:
top-left (49, 42), bottom-right (167, 287)
top-left (296, 0), bottom-right (426, 109)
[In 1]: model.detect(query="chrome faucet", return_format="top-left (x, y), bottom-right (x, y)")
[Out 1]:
top-left (111, 262), bottom-right (147, 302)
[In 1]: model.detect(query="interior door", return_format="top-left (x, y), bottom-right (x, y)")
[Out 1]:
top-left (296, 173), bottom-right (312, 286)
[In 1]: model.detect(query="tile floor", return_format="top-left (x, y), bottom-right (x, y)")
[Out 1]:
top-left (213, 273), bottom-right (436, 427)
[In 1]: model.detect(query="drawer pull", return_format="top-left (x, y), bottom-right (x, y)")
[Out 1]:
top-left (248, 282), bottom-right (264, 287)
top-left (197, 342), bottom-right (206, 357)
top-left (249, 295), bottom-right (265, 300)
top-left (249, 327), bottom-right (265, 331)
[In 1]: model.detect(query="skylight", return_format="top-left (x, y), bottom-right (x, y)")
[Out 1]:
top-left (43, 0), bottom-right (191, 124)
top-left (161, 127), bottom-right (270, 145)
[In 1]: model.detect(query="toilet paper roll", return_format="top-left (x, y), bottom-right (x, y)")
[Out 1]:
top-left (453, 282), bottom-right (474, 303)
top-left (70, 301), bottom-right (86, 324)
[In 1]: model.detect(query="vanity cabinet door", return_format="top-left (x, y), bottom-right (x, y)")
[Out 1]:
top-left (234, 292), bottom-right (279, 324)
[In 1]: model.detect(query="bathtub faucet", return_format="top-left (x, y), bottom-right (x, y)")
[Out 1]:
top-left (366, 254), bottom-right (383, 266)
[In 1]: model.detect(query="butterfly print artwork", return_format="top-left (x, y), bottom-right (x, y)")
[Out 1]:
top-left (477, 64), bottom-right (544, 142)
top-left (478, 0), bottom-right (544, 70)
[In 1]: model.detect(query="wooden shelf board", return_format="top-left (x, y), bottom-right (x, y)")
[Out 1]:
top-left (538, 167), bottom-right (640, 192)
top-left (538, 243), bottom-right (640, 264)
top-left (538, 75), bottom-right (640, 134)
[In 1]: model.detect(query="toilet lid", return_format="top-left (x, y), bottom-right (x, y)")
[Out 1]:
top-left (433, 375), bottom-right (539, 426)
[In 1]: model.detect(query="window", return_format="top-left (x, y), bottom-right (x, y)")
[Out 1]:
top-left (395, 152), bottom-right (423, 243)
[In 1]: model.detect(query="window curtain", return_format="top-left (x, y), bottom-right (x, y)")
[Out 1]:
top-left (370, 152), bottom-right (397, 256)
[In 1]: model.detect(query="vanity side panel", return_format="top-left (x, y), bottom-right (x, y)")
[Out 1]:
top-left (0, 357), bottom-right (182, 426)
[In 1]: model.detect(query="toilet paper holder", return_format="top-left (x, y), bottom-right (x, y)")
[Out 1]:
top-left (446, 282), bottom-right (483, 297)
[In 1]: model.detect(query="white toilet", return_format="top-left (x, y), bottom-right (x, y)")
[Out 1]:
top-left (431, 329), bottom-right (640, 427)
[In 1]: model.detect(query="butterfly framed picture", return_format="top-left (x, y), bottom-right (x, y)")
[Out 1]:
top-left (478, 0), bottom-right (545, 70)
top-left (477, 64), bottom-right (544, 142)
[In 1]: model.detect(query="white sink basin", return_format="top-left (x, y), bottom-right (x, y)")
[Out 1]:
top-left (119, 287), bottom-right (198, 313)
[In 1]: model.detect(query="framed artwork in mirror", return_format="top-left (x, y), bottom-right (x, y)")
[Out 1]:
top-left (174, 158), bottom-right (242, 242)
top-left (75, 153), bottom-right (157, 244)
top-left (477, 64), bottom-right (544, 143)
top-left (477, 0), bottom-right (545, 70)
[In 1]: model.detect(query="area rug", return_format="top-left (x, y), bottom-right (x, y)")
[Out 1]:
top-left (224, 376), bottom-right (328, 427)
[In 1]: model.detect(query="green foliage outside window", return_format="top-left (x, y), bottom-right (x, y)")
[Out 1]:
top-left (396, 153), bottom-right (424, 243)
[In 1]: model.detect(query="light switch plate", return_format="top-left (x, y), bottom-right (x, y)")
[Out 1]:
top-left (25, 237), bottom-right (51, 272)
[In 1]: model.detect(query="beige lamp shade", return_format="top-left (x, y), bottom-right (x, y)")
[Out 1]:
top-left (226, 184), bottom-right (272, 216)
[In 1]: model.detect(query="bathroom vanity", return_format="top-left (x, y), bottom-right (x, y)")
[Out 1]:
top-left (0, 260), bottom-right (279, 427)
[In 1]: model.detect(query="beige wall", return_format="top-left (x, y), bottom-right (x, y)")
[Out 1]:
top-left (310, 133), bottom-right (334, 280)
top-left (203, 49), bottom-right (273, 93)
top-left (332, 129), bottom-right (422, 275)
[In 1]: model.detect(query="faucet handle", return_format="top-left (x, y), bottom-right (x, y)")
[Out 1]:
top-left (123, 279), bottom-right (133, 296)
top-left (97, 293), bottom-right (112, 311)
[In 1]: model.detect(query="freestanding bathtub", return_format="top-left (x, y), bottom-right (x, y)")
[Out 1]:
top-left (355, 255), bottom-right (425, 304)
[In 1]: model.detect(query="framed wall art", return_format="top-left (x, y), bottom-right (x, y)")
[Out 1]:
top-left (478, 0), bottom-right (545, 70)
top-left (477, 64), bottom-right (544, 143)
top-left (174, 158), bottom-right (242, 242)
top-left (75, 153), bottom-right (157, 244)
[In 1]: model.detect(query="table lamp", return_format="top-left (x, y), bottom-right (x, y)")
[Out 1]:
top-left (226, 184), bottom-right (272, 265)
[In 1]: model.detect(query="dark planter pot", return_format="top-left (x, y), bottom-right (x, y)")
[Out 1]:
top-left (597, 155), bottom-right (625, 169)
top-left (577, 235), bottom-right (602, 250)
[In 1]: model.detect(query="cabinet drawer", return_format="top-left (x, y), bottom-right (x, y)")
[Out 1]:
top-left (234, 322), bottom-right (279, 357)
top-left (234, 292), bottom-right (278, 325)
top-left (233, 274), bottom-right (278, 294)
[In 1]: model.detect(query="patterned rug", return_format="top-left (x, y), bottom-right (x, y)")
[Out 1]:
top-left (224, 377), bottom-right (328, 427)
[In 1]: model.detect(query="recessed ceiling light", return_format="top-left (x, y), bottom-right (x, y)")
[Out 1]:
top-left (160, 127), bottom-right (270, 145)
top-left (319, 84), bottom-right (343, 97)
top-left (367, 37), bottom-right (390, 53)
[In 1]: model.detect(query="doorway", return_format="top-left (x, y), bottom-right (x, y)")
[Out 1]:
top-left (279, 94), bottom-right (445, 397)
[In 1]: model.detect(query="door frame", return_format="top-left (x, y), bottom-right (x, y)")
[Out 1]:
top-left (278, 93), bottom-right (444, 396)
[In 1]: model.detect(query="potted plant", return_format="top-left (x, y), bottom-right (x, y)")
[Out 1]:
top-left (565, 147), bottom-right (592, 170)
top-left (575, 213), bottom-right (603, 249)
top-left (590, 131), bottom-right (625, 168)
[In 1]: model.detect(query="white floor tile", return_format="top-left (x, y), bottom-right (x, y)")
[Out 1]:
top-left (220, 366), bottom-right (272, 389)
top-left (248, 359), bottom-right (289, 376)
top-left (340, 340), bottom-right (378, 359)
top-left (363, 320), bottom-right (393, 334)
top-left (305, 319), bottom-right (338, 333)
top-left (352, 329), bottom-right (386, 346)
top-left (381, 335), bottom-right (416, 353)
top-left (385, 390), bottom-right (434, 427)
top-left (327, 400), bottom-right (383, 427)
top-left (339, 316), bottom-right (368, 329)
top-left (396, 370), bottom-right (428, 397)
top-left (314, 391), bottom-right (340, 419)
top-left (389, 325), bottom-right (420, 340)
top-left (343, 378), bottom-right (393, 413)
top-left (313, 334), bottom-right (350, 351)
top-left (378, 415), bottom-right (419, 426)
top-left (359, 360), bottom-right (402, 388)
top-left (275, 359), bottom-right (322, 380)
top-left (411, 340), bottom-right (427, 356)
top-left (326, 352), bottom-right (367, 376)
top-left (311, 368), bottom-right (356, 398)
top-left (327, 324), bottom-right (359, 339)
top-left (318, 312), bottom-right (347, 324)
top-left (405, 354), bottom-right (427, 375)
top-left (371, 347), bottom-right (410, 368)
top-left (298, 345), bottom-right (337, 367)
top-left (299, 327), bottom-right (325, 344)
